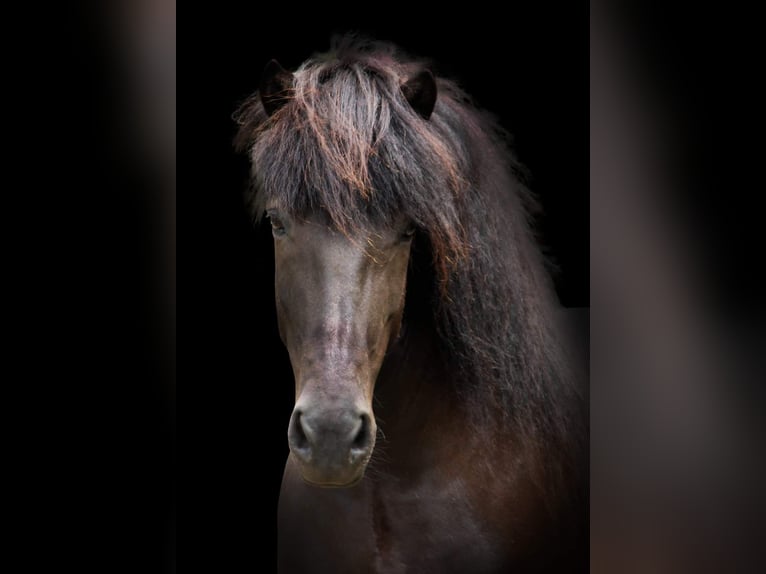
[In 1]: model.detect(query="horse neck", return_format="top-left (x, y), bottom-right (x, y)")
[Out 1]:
top-left (372, 315), bottom-right (498, 476)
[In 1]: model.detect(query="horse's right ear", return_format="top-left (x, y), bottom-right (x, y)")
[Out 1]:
top-left (260, 59), bottom-right (294, 117)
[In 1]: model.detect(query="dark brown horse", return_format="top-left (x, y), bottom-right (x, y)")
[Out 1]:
top-left (235, 37), bottom-right (587, 573)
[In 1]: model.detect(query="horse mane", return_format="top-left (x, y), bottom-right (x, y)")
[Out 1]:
top-left (235, 35), bottom-right (586, 501)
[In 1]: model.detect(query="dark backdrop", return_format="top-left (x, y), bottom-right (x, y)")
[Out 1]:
top-left (182, 4), bottom-right (587, 571)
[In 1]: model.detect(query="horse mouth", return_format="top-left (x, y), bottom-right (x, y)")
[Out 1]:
top-left (300, 473), bottom-right (365, 489)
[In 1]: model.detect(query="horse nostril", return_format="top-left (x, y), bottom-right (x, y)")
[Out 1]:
top-left (352, 414), bottom-right (371, 451)
top-left (290, 410), bottom-right (310, 452)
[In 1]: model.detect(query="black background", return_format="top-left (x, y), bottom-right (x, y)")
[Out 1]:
top-left (183, 4), bottom-right (587, 571)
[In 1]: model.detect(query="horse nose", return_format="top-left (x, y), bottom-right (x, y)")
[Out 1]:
top-left (288, 405), bottom-right (375, 480)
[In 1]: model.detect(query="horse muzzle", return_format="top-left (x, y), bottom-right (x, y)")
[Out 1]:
top-left (287, 400), bottom-right (376, 487)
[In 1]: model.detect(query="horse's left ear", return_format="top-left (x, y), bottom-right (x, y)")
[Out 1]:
top-left (401, 70), bottom-right (437, 120)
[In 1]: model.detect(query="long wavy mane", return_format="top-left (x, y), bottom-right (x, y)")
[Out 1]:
top-left (235, 36), bottom-right (586, 502)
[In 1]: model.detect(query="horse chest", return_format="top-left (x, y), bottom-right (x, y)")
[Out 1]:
top-left (279, 460), bottom-right (504, 573)
top-left (368, 480), bottom-right (502, 574)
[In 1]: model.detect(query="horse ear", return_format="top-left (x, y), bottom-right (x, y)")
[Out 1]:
top-left (260, 59), bottom-right (294, 117)
top-left (401, 70), bottom-right (437, 120)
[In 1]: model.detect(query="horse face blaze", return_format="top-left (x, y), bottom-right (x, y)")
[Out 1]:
top-left (268, 211), bottom-right (414, 487)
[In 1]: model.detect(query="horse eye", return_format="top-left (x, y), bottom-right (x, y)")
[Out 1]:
top-left (402, 224), bottom-right (416, 239)
top-left (266, 213), bottom-right (287, 237)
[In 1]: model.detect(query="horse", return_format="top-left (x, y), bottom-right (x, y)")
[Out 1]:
top-left (235, 36), bottom-right (587, 573)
